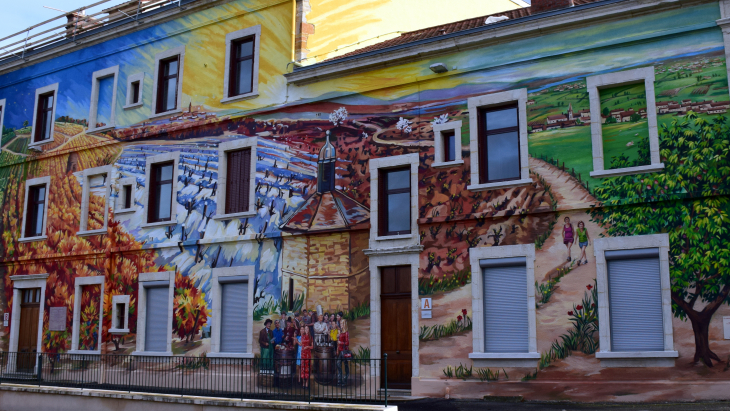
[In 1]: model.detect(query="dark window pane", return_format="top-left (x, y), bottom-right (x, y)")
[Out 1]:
top-left (486, 108), bottom-right (518, 131)
top-left (131, 81), bottom-right (140, 104)
top-left (443, 131), bottom-right (456, 162)
top-left (487, 131), bottom-right (520, 181)
top-left (236, 59), bottom-right (254, 95)
top-left (387, 192), bottom-right (410, 233)
top-left (386, 169), bottom-right (409, 190)
top-left (123, 185), bottom-right (132, 209)
top-left (237, 40), bottom-right (254, 57)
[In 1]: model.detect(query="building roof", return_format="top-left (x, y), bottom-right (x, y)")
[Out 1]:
top-left (325, 0), bottom-right (601, 62)
top-left (280, 190), bottom-right (370, 233)
top-left (547, 114), bottom-right (568, 120)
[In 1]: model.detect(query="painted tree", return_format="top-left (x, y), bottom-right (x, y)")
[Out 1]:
top-left (590, 113), bottom-right (730, 366)
top-left (173, 272), bottom-right (209, 344)
top-left (396, 117), bottom-right (412, 134)
top-left (329, 107), bottom-right (348, 127)
top-left (78, 284), bottom-right (101, 351)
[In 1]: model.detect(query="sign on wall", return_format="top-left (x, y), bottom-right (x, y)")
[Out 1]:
top-left (49, 307), bottom-right (67, 331)
top-left (3, 312), bottom-right (7, 327)
top-left (421, 298), bottom-right (432, 319)
top-left (724, 317), bottom-right (730, 340)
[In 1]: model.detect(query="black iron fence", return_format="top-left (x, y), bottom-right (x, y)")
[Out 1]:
top-left (0, 352), bottom-right (389, 405)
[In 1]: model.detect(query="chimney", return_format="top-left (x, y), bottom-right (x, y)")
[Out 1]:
top-left (531, 0), bottom-right (574, 14)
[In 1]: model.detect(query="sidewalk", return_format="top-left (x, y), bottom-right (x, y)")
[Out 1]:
top-left (398, 398), bottom-right (730, 411)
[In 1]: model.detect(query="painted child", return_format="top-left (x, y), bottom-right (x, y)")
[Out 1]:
top-left (295, 326), bottom-right (303, 382)
top-left (562, 216), bottom-right (574, 262)
top-left (576, 221), bottom-right (590, 265)
top-left (329, 320), bottom-right (339, 343)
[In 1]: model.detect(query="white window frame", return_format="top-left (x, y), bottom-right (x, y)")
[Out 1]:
top-left (214, 138), bottom-right (257, 220)
top-left (123, 72), bottom-right (145, 110)
top-left (432, 120), bottom-right (464, 168)
top-left (78, 165), bottom-right (112, 236)
top-left (20, 176), bottom-right (51, 242)
top-left (141, 151), bottom-right (180, 228)
top-left (28, 83), bottom-right (59, 150)
top-left (208, 265), bottom-right (255, 358)
top-left (69, 275), bottom-right (105, 354)
top-left (363, 248), bottom-right (421, 379)
top-left (133, 271), bottom-right (175, 356)
top-left (115, 176), bottom-right (138, 215)
top-left (468, 243), bottom-right (539, 367)
top-left (368, 153), bottom-right (420, 249)
top-left (110, 294), bottom-right (130, 334)
top-left (593, 234), bottom-right (677, 367)
top-left (87, 65), bottom-right (119, 133)
top-left (466, 88), bottom-right (531, 191)
top-left (7, 273), bottom-right (48, 372)
top-left (221, 25), bottom-right (261, 104)
top-left (150, 46), bottom-right (185, 118)
top-left (0, 98), bottom-right (6, 136)
top-left (587, 67), bottom-right (664, 178)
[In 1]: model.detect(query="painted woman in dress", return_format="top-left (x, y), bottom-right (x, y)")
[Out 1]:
top-left (576, 221), bottom-right (590, 265)
top-left (296, 326), bottom-right (303, 383)
top-left (562, 216), bottom-right (574, 262)
top-left (299, 324), bottom-right (313, 387)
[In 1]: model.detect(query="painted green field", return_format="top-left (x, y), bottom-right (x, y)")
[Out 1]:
top-left (527, 126), bottom-right (600, 189)
top-left (602, 120), bottom-right (650, 167)
top-left (6, 137), bottom-right (28, 154)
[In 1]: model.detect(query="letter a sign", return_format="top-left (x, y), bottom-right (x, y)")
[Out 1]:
top-left (421, 298), bottom-right (432, 310)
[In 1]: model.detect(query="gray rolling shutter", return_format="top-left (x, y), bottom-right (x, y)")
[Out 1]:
top-left (145, 286), bottom-right (169, 352)
top-left (220, 281), bottom-right (249, 353)
top-left (481, 257), bottom-right (529, 353)
top-left (606, 248), bottom-right (664, 352)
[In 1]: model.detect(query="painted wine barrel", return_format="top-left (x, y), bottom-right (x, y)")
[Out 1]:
top-left (313, 345), bottom-right (336, 385)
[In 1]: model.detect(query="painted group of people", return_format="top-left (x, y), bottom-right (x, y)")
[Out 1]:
top-left (562, 217), bottom-right (591, 265)
top-left (258, 310), bottom-right (351, 387)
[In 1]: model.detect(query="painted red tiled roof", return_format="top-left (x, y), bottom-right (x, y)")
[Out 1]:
top-left (325, 0), bottom-right (601, 62)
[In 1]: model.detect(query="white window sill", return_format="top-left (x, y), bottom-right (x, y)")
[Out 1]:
top-left (220, 93), bottom-right (259, 104)
top-left (67, 350), bottom-right (101, 356)
top-left (432, 160), bottom-right (464, 168)
top-left (123, 102), bottom-right (143, 110)
top-left (207, 352), bottom-right (255, 359)
top-left (590, 163), bottom-right (665, 178)
top-left (77, 229), bottom-right (107, 237)
top-left (141, 220), bottom-right (177, 229)
top-left (131, 351), bottom-right (173, 357)
top-left (595, 350), bottom-right (678, 359)
top-left (149, 108), bottom-right (182, 119)
top-left (115, 208), bottom-right (137, 215)
top-left (28, 138), bottom-right (54, 150)
top-left (375, 233), bottom-right (414, 241)
top-left (213, 210), bottom-right (257, 220)
top-left (109, 328), bottom-right (130, 335)
top-left (87, 125), bottom-right (115, 133)
top-left (467, 178), bottom-right (532, 192)
top-left (469, 352), bottom-right (540, 368)
top-left (18, 235), bottom-right (48, 243)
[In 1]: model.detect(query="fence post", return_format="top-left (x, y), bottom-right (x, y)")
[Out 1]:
top-left (384, 354), bottom-right (388, 407)
top-left (36, 353), bottom-right (42, 386)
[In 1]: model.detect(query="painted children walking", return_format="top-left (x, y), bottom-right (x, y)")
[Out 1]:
top-left (576, 221), bottom-right (590, 265)
top-left (562, 216), bottom-right (574, 262)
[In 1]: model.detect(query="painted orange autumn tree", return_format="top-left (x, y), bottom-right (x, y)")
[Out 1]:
top-left (173, 272), bottom-right (208, 344)
top-left (78, 284), bottom-right (101, 351)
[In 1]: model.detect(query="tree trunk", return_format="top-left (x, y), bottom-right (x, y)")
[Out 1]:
top-left (112, 337), bottom-right (120, 351)
top-left (688, 313), bottom-right (721, 366)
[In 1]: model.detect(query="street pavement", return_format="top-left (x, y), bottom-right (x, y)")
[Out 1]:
top-left (396, 399), bottom-right (730, 411)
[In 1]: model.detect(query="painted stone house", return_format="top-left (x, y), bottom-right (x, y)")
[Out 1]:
top-left (0, 0), bottom-right (730, 402)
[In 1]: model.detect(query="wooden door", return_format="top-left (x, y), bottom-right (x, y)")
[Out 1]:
top-left (381, 266), bottom-right (411, 389)
top-left (18, 288), bottom-right (41, 372)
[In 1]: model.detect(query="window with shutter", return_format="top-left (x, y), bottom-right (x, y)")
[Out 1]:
top-left (225, 148), bottom-right (251, 215)
top-left (220, 279), bottom-right (249, 353)
top-left (145, 285), bottom-right (170, 352)
top-left (481, 257), bottom-right (529, 353)
top-left (606, 248), bottom-right (664, 352)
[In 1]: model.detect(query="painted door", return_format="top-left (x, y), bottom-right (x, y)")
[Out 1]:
top-left (381, 266), bottom-right (411, 389)
top-left (18, 288), bottom-right (41, 372)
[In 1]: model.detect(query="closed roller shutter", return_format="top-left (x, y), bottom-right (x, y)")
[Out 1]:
top-left (606, 248), bottom-right (664, 352)
top-left (220, 280), bottom-right (249, 353)
top-left (145, 285), bottom-right (169, 352)
top-left (481, 257), bottom-right (528, 353)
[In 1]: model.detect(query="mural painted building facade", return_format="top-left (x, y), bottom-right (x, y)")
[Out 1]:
top-left (1, 0), bottom-right (730, 401)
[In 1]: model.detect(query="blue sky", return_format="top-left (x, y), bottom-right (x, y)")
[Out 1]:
top-left (1, 0), bottom-right (107, 46)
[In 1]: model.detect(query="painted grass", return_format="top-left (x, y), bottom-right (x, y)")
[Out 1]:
top-left (528, 126), bottom-right (599, 188)
top-left (6, 137), bottom-right (28, 153)
top-left (602, 120), bottom-right (650, 168)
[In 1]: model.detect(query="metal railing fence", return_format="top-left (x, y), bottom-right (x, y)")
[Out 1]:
top-left (0, 352), bottom-right (389, 405)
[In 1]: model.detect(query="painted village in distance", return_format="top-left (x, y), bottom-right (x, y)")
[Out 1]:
top-left (0, 0), bottom-right (730, 403)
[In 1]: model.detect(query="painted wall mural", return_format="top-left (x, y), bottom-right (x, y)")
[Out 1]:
top-left (0, 0), bottom-right (729, 401)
